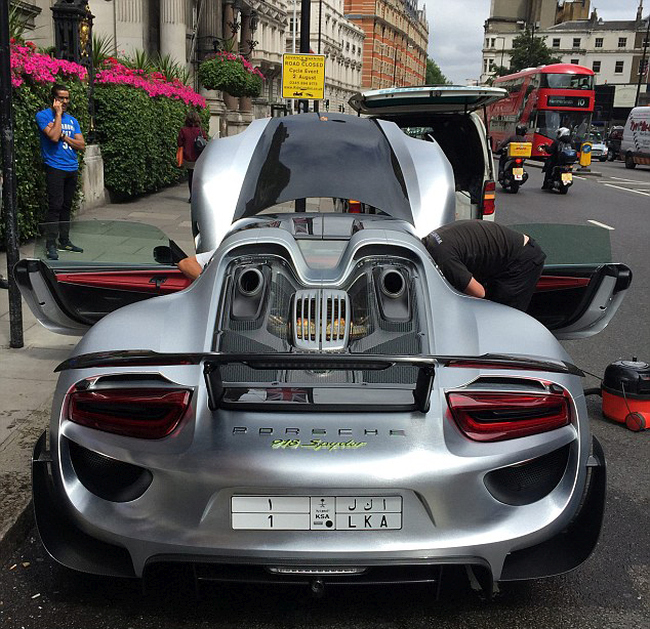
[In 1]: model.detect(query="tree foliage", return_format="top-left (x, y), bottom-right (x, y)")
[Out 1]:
top-left (426, 59), bottom-right (451, 85)
top-left (508, 28), bottom-right (562, 72)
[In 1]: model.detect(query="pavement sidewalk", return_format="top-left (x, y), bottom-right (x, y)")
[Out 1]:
top-left (0, 183), bottom-right (195, 563)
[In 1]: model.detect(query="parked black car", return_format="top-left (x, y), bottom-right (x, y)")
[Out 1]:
top-left (606, 126), bottom-right (624, 161)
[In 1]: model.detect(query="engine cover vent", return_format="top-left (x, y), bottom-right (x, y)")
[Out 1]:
top-left (293, 289), bottom-right (350, 351)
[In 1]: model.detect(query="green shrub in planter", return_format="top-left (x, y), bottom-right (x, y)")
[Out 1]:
top-left (94, 85), bottom-right (209, 198)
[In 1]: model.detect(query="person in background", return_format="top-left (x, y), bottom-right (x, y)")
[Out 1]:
top-left (35, 83), bottom-right (86, 261)
top-left (177, 110), bottom-right (207, 203)
top-left (422, 220), bottom-right (546, 312)
top-left (496, 124), bottom-right (527, 178)
top-left (541, 127), bottom-right (572, 189)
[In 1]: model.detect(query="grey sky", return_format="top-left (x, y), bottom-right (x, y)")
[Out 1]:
top-left (422, 0), bottom-right (645, 84)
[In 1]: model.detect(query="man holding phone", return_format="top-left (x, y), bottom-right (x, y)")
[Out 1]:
top-left (35, 83), bottom-right (86, 260)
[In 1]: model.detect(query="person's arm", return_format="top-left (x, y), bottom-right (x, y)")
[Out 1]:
top-left (463, 277), bottom-right (486, 299)
top-left (40, 101), bottom-right (63, 142)
top-left (178, 256), bottom-right (204, 280)
top-left (62, 132), bottom-right (85, 151)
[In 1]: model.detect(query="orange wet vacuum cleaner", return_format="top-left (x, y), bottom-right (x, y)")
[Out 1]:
top-left (601, 358), bottom-right (650, 432)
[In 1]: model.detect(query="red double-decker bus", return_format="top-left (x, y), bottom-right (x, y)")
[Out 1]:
top-left (488, 63), bottom-right (595, 159)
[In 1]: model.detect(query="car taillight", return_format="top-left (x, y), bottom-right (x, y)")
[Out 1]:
top-left (515, 158), bottom-right (522, 164)
top-left (66, 388), bottom-right (192, 439)
top-left (446, 391), bottom-right (570, 442)
top-left (348, 200), bottom-right (362, 213)
top-left (482, 181), bottom-right (496, 215)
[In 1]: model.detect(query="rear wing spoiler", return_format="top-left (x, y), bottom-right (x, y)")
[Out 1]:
top-left (56, 351), bottom-right (583, 414)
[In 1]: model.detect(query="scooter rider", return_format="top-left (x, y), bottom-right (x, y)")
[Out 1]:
top-left (497, 125), bottom-right (527, 178)
top-left (541, 127), bottom-right (571, 189)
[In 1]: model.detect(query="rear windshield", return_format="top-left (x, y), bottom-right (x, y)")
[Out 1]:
top-left (541, 73), bottom-right (593, 90)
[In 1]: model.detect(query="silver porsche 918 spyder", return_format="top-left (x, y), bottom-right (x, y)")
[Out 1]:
top-left (16, 111), bottom-right (631, 594)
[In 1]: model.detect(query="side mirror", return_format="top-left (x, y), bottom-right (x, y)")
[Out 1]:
top-left (153, 246), bottom-right (173, 265)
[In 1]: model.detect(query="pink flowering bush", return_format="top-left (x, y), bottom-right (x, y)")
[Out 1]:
top-left (198, 52), bottom-right (264, 97)
top-left (9, 39), bottom-right (87, 88)
top-left (96, 57), bottom-right (206, 108)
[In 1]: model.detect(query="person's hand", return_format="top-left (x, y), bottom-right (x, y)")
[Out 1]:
top-left (52, 99), bottom-right (63, 115)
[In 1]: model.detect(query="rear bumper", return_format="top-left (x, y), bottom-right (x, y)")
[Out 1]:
top-left (500, 435), bottom-right (606, 580)
top-left (32, 431), bottom-right (606, 583)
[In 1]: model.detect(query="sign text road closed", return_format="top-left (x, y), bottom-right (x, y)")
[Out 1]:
top-left (282, 54), bottom-right (326, 100)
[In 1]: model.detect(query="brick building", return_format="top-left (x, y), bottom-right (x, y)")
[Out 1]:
top-left (345, 0), bottom-right (428, 90)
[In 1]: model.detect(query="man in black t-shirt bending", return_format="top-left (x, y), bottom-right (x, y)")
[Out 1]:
top-left (422, 221), bottom-right (546, 312)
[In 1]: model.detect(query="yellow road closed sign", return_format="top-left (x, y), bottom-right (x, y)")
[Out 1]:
top-left (282, 54), bottom-right (326, 100)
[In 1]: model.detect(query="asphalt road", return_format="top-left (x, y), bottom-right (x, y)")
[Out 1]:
top-left (1, 161), bottom-right (648, 629)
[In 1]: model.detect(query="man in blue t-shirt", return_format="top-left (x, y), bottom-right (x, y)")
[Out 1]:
top-left (35, 83), bottom-right (86, 260)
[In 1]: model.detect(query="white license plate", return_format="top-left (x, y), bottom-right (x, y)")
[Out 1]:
top-left (231, 495), bottom-right (403, 530)
top-left (513, 168), bottom-right (524, 178)
top-left (561, 173), bottom-right (573, 183)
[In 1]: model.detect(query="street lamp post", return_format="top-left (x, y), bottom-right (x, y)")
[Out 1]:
top-left (0, 0), bottom-right (23, 347)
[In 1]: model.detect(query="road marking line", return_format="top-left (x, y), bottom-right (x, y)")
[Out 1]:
top-left (604, 183), bottom-right (650, 197)
top-left (573, 175), bottom-right (586, 180)
top-left (610, 176), bottom-right (646, 183)
top-left (587, 220), bottom-right (615, 230)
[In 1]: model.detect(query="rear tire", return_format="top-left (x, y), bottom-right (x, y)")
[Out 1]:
top-left (510, 182), bottom-right (520, 193)
top-left (625, 154), bottom-right (636, 169)
top-left (558, 185), bottom-right (569, 195)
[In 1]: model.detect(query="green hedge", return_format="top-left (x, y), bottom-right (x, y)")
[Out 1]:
top-left (94, 85), bottom-right (209, 198)
top-left (1, 79), bottom-right (88, 244)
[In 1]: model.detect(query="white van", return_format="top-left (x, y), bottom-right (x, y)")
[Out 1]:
top-left (620, 106), bottom-right (650, 169)
top-left (349, 86), bottom-right (507, 220)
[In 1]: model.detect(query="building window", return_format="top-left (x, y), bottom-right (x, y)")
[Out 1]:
top-left (491, 38), bottom-right (496, 48)
top-left (570, 59), bottom-right (579, 65)
top-left (618, 37), bottom-right (627, 48)
top-left (485, 38), bottom-right (489, 48)
top-left (552, 38), bottom-right (560, 48)
top-left (573, 38), bottom-right (581, 48)
top-left (592, 60), bottom-right (601, 73)
top-left (595, 37), bottom-right (603, 48)
top-left (484, 58), bottom-right (488, 72)
top-left (615, 60), bottom-right (624, 73)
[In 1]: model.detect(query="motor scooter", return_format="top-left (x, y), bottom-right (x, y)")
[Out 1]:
top-left (498, 141), bottom-right (532, 193)
top-left (541, 144), bottom-right (578, 195)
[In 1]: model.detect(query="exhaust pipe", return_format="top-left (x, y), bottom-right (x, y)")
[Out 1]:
top-left (380, 269), bottom-right (406, 299)
top-left (237, 267), bottom-right (264, 297)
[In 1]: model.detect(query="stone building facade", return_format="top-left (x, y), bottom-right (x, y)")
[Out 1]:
top-left (20, 1), bottom-right (289, 135)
